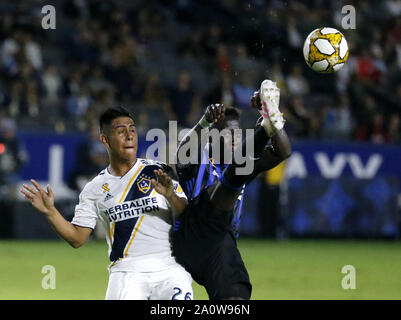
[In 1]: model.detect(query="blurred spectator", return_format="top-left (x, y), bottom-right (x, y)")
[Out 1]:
top-left (0, 0), bottom-right (396, 147)
top-left (387, 17), bottom-right (401, 46)
top-left (231, 43), bottom-right (258, 109)
top-left (178, 30), bottom-right (205, 58)
top-left (321, 94), bottom-right (353, 140)
top-left (232, 43), bottom-right (261, 83)
top-left (395, 84), bottom-right (401, 112)
top-left (385, 0), bottom-right (401, 16)
top-left (0, 117), bottom-right (27, 197)
top-left (66, 87), bottom-right (93, 119)
top-left (336, 55), bottom-right (356, 93)
top-left (286, 17), bottom-right (302, 50)
top-left (217, 43), bottom-right (231, 73)
top-left (7, 81), bottom-right (27, 119)
top-left (42, 65), bottom-right (62, 103)
top-left (64, 70), bottom-right (83, 97)
top-left (355, 51), bottom-right (382, 85)
top-left (285, 96), bottom-right (313, 138)
top-left (169, 71), bottom-right (196, 127)
top-left (232, 73), bottom-right (255, 110)
top-left (143, 73), bottom-right (169, 109)
top-left (286, 64), bottom-right (309, 96)
top-left (26, 81), bottom-right (39, 118)
top-left (258, 161), bottom-right (287, 238)
top-left (203, 24), bottom-right (224, 58)
top-left (269, 62), bottom-right (286, 94)
top-left (336, 94), bottom-right (354, 139)
top-left (221, 73), bottom-right (234, 106)
top-left (355, 95), bottom-right (378, 142)
top-left (141, 72), bottom-right (173, 129)
top-left (387, 113), bottom-right (401, 143)
top-left (370, 113), bottom-right (388, 144)
top-left (67, 124), bottom-right (108, 192)
top-left (87, 66), bottom-right (111, 95)
top-left (1, 31), bottom-right (21, 77)
top-left (205, 73), bottom-right (234, 107)
top-left (22, 32), bottom-right (42, 70)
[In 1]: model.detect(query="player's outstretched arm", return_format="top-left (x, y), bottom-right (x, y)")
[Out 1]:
top-left (176, 103), bottom-right (225, 167)
top-left (151, 169), bottom-right (188, 217)
top-left (21, 179), bottom-right (92, 248)
top-left (254, 128), bottom-right (292, 173)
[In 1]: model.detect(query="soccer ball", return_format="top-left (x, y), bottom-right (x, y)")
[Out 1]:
top-left (303, 27), bottom-right (349, 73)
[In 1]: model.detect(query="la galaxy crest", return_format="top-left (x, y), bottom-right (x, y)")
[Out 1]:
top-left (137, 177), bottom-right (152, 194)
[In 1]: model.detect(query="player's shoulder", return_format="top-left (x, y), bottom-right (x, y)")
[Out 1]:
top-left (79, 168), bottom-right (109, 197)
top-left (139, 158), bottom-right (172, 171)
top-left (138, 158), bottom-right (177, 180)
top-left (90, 167), bottom-right (110, 183)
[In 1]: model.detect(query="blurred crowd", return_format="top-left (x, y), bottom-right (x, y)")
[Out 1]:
top-left (0, 0), bottom-right (398, 238)
top-left (0, 0), bottom-right (400, 152)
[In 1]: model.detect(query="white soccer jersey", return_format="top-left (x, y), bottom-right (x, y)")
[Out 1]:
top-left (71, 158), bottom-right (188, 273)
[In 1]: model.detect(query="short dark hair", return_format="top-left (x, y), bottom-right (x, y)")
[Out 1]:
top-left (224, 106), bottom-right (240, 120)
top-left (99, 107), bottom-right (134, 133)
top-left (212, 106), bottom-right (241, 130)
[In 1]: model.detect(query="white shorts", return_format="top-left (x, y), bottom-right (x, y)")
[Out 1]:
top-left (105, 264), bottom-right (193, 300)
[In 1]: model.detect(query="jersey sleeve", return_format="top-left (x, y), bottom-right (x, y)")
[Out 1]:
top-left (175, 134), bottom-right (205, 182)
top-left (172, 180), bottom-right (187, 200)
top-left (175, 144), bottom-right (209, 198)
top-left (71, 183), bottom-right (98, 230)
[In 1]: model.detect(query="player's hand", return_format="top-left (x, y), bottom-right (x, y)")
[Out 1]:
top-left (251, 91), bottom-right (262, 110)
top-left (21, 179), bottom-right (55, 216)
top-left (204, 103), bottom-right (226, 124)
top-left (151, 169), bottom-right (174, 199)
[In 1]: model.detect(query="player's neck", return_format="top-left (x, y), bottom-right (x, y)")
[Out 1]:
top-left (108, 157), bottom-right (138, 177)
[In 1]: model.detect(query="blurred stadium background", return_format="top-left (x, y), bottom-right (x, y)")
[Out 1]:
top-left (0, 0), bottom-right (401, 299)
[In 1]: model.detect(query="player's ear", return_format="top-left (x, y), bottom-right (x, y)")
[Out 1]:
top-left (100, 133), bottom-right (110, 149)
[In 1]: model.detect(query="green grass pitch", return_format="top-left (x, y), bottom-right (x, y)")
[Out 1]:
top-left (1, 238), bottom-right (400, 300)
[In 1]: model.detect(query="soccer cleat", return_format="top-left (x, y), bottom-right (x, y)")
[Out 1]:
top-left (258, 79), bottom-right (285, 137)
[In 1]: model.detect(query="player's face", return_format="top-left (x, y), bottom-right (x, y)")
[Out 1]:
top-left (220, 119), bottom-right (241, 152)
top-left (211, 118), bottom-right (241, 163)
top-left (103, 117), bottom-right (138, 161)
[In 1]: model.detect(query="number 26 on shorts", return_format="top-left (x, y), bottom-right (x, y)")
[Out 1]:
top-left (172, 287), bottom-right (192, 300)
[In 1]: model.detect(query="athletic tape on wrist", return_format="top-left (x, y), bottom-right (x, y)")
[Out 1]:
top-left (199, 116), bottom-right (212, 129)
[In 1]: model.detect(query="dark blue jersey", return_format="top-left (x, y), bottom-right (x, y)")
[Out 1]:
top-left (176, 147), bottom-right (244, 237)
